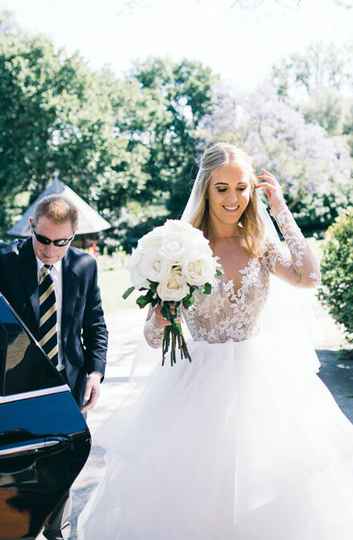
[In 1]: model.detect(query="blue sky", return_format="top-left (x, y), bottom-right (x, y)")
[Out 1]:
top-left (1, 0), bottom-right (352, 90)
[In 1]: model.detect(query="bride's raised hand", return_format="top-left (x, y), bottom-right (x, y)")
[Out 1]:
top-left (255, 169), bottom-right (285, 213)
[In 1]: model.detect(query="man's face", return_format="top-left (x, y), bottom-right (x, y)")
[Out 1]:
top-left (30, 216), bottom-right (74, 265)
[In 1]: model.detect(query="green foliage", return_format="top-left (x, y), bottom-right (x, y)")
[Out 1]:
top-left (117, 214), bottom-right (166, 253)
top-left (271, 42), bottom-right (353, 138)
top-left (122, 286), bottom-right (135, 300)
top-left (130, 58), bottom-right (218, 217)
top-left (1, 13), bottom-right (351, 254)
top-left (0, 21), bottom-right (216, 248)
top-left (343, 102), bottom-right (353, 157)
top-left (98, 57), bottom-right (217, 251)
top-left (318, 208), bottom-right (353, 342)
top-left (302, 90), bottom-right (347, 136)
top-left (272, 42), bottom-right (353, 99)
top-left (0, 32), bottom-right (145, 235)
top-left (288, 187), bottom-right (353, 238)
top-left (203, 283), bottom-right (212, 295)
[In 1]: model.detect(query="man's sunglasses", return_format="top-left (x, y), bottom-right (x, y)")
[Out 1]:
top-left (32, 228), bottom-right (74, 247)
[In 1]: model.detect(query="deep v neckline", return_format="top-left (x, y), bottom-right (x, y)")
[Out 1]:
top-left (220, 258), bottom-right (256, 300)
top-left (209, 236), bottom-right (257, 299)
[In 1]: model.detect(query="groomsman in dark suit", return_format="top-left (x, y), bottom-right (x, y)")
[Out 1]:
top-left (0, 195), bottom-right (108, 539)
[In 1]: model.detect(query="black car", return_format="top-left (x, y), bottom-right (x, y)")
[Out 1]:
top-left (0, 293), bottom-right (91, 540)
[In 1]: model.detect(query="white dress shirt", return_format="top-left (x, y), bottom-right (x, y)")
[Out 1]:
top-left (36, 258), bottom-right (64, 371)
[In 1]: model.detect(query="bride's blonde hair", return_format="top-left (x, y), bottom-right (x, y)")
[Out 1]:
top-left (191, 142), bottom-right (266, 257)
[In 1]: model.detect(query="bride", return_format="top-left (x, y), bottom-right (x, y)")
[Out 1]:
top-left (78, 142), bottom-right (353, 539)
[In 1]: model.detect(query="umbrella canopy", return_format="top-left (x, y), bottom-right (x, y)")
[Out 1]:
top-left (7, 178), bottom-right (111, 237)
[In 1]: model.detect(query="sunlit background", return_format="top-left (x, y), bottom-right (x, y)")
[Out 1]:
top-left (2, 8), bottom-right (353, 533)
top-left (1, 0), bottom-right (352, 90)
top-left (0, 1), bottom-right (353, 339)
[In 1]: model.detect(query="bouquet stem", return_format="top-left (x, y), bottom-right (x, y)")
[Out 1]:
top-left (161, 303), bottom-right (192, 366)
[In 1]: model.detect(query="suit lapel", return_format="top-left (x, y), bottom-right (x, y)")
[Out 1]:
top-left (20, 240), bottom-right (40, 325)
top-left (61, 249), bottom-right (80, 339)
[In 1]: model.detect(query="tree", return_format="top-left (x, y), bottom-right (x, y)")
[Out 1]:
top-left (342, 102), bottom-right (353, 158)
top-left (204, 83), bottom-right (353, 234)
top-left (0, 32), bottom-right (145, 235)
top-left (115, 58), bottom-right (218, 250)
top-left (271, 42), bottom-right (353, 135)
top-left (272, 42), bottom-right (353, 98)
top-left (0, 26), bottom-right (217, 250)
top-left (0, 10), bottom-right (19, 34)
top-left (301, 88), bottom-right (349, 136)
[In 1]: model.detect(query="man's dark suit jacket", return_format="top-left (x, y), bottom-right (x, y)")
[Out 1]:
top-left (0, 239), bottom-right (108, 406)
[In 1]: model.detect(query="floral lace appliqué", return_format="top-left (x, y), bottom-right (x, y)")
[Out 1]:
top-left (143, 204), bottom-right (320, 349)
top-left (268, 204), bottom-right (320, 286)
top-left (183, 259), bottom-right (270, 344)
top-left (272, 207), bottom-right (305, 272)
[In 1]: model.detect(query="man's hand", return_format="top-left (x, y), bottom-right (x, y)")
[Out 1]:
top-left (81, 371), bottom-right (102, 413)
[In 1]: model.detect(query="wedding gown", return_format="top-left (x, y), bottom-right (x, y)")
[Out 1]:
top-left (78, 205), bottom-right (353, 540)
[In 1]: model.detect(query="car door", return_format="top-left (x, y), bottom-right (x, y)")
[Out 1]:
top-left (0, 293), bottom-right (91, 540)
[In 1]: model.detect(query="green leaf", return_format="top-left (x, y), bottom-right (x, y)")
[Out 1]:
top-left (148, 280), bottom-right (158, 292)
top-left (136, 294), bottom-right (152, 308)
top-left (161, 302), bottom-right (171, 321)
top-left (183, 295), bottom-right (194, 308)
top-left (203, 282), bottom-right (212, 295)
top-left (122, 286), bottom-right (135, 299)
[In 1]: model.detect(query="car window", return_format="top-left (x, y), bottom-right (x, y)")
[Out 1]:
top-left (0, 294), bottom-right (62, 396)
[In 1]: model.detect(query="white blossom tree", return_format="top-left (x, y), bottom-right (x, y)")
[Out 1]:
top-left (203, 82), bottom-right (353, 232)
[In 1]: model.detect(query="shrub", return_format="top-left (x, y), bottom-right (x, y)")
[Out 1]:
top-left (289, 187), bottom-right (353, 238)
top-left (318, 208), bottom-right (353, 343)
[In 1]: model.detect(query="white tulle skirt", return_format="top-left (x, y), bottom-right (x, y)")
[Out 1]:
top-left (78, 332), bottom-right (353, 539)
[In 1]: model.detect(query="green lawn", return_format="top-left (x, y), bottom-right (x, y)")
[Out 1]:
top-left (97, 257), bottom-right (139, 314)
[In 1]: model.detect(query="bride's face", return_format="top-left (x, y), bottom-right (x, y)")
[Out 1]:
top-left (207, 162), bottom-right (252, 226)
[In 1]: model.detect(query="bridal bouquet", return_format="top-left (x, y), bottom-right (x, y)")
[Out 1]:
top-left (123, 220), bottom-right (221, 366)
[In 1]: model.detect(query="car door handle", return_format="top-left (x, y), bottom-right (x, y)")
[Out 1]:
top-left (0, 439), bottom-right (63, 458)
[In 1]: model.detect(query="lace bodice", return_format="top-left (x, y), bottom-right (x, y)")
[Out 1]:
top-left (182, 257), bottom-right (271, 343)
top-left (144, 203), bottom-right (320, 347)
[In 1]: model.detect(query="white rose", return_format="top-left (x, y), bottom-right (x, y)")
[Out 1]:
top-left (138, 227), bottom-right (163, 251)
top-left (182, 255), bottom-right (217, 287)
top-left (159, 232), bottom-right (187, 263)
top-left (157, 265), bottom-right (190, 302)
top-left (187, 237), bottom-right (213, 258)
top-left (139, 249), bottom-right (170, 283)
top-left (164, 219), bottom-right (194, 235)
top-left (164, 219), bottom-right (204, 245)
top-left (127, 248), bottom-right (149, 289)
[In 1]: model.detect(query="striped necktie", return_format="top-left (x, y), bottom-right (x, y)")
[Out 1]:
top-left (38, 264), bottom-right (58, 366)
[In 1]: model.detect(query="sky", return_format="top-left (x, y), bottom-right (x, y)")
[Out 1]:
top-left (0, 0), bottom-right (352, 91)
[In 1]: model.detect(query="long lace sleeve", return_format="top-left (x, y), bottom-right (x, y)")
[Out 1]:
top-left (144, 307), bottom-right (164, 349)
top-left (263, 203), bottom-right (320, 288)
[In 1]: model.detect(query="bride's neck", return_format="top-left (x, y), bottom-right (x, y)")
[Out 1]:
top-left (207, 219), bottom-right (241, 242)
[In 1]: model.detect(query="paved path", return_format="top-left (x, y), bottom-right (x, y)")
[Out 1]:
top-left (39, 295), bottom-right (353, 539)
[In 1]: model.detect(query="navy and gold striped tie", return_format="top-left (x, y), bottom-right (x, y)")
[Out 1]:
top-left (38, 265), bottom-right (58, 366)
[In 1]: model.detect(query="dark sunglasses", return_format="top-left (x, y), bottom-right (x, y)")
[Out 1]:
top-left (32, 228), bottom-right (74, 247)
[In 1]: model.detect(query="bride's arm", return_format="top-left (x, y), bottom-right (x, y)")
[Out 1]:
top-left (266, 202), bottom-right (320, 288)
top-left (144, 306), bottom-right (165, 348)
top-left (257, 169), bottom-right (320, 288)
